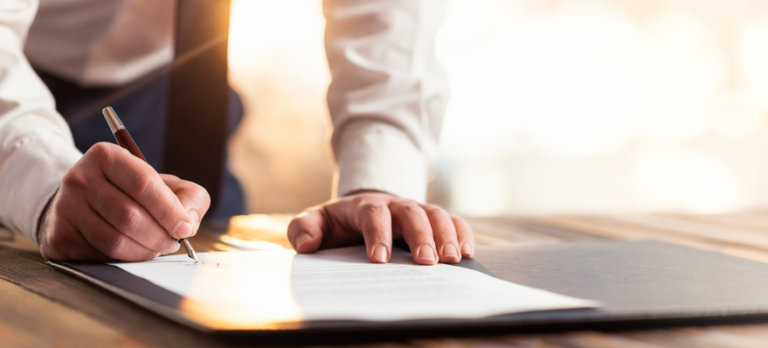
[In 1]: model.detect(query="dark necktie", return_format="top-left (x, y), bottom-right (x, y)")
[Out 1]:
top-left (164, 0), bottom-right (231, 212)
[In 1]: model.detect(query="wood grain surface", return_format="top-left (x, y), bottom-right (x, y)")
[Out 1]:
top-left (3, 213), bottom-right (768, 347)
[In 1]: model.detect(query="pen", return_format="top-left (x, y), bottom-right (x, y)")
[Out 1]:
top-left (102, 106), bottom-right (200, 263)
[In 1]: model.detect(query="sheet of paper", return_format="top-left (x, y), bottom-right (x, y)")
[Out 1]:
top-left (111, 246), bottom-right (597, 326)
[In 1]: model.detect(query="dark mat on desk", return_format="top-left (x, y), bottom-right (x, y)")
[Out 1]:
top-left (462, 240), bottom-right (768, 328)
top-left (50, 240), bottom-right (768, 339)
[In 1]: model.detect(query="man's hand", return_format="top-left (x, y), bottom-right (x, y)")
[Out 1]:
top-left (37, 142), bottom-right (210, 261)
top-left (287, 192), bottom-right (474, 265)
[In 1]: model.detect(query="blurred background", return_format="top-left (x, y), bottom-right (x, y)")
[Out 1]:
top-left (226, 0), bottom-right (768, 217)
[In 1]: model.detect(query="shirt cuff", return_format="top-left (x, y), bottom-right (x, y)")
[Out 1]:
top-left (334, 121), bottom-right (428, 203)
top-left (0, 130), bottom-right (81, 244)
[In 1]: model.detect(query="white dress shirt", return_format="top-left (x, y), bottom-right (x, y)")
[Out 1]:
top-left (0, 0), bottom-right (448, 243)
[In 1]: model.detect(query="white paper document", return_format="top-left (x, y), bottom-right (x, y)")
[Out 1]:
top-left (111, 246), bottom-right (596, 326)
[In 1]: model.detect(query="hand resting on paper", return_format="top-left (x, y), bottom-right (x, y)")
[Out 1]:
top-left (287, 192), bottom-right (474, 265)
top-left (37, 143), bottom-right (209, 261)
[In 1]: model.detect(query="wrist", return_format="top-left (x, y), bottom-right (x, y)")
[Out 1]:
top-left (36, 188), bottom-right (58, 245)
top-left (334, 122), bottom-right (429, 203)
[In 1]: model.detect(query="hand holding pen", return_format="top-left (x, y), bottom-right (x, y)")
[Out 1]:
top-left (36, 107), bottom-right (209, 262)
top-left (103, 107), bottom-right (200, 262)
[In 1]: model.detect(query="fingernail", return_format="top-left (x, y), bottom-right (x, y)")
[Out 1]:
top-left (416, 245), bottom-right (437, 264)
top-left (172, 221), bottom-right (193, 238)
top-left (442, 244), bottom-right (459, 260)
top-left (187, 208), bottom-right (200, 232)
top-left (187, 208), bottom-right (199, 223)
top-left (371, 244), bottom-right (388, 263)
top-left (294, 234), bottom-right (312, 251)
top-left (461, 242), bottom-right (474, 257)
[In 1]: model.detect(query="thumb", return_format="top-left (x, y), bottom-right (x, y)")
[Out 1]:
top-left (161, 174), bottom-right (210, 233)
top-left (287, 209), bottom-right (325, 253)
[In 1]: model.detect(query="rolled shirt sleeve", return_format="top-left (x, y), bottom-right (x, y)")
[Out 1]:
top-left (0, 0), bottom-right (82, 243)
top-left (323, 0), bottom-right (449, 203)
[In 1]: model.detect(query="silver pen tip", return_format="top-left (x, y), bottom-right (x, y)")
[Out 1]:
top-left (182, 239), bottom-right (199, 263)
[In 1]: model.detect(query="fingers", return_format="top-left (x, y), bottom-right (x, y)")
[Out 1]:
top-left (354, 200), bottom-right (392, 263)
top-left (452, 215), bottom-right (475, 259)
top-left (89, 143), bottom-right (195, 239)
top-left (75, 200), bottom-right (161, 262)
top-left (390, 201), bottom-right (438, 265)
top-left (423, 204), bottom-right (461, 264)
top-left (39, 186), bottom-right (169, 262)
top-left (284, 192), bottom-right (475, 266)
top-left (84, 175), bottom-right (179, 254)
top-left (287, 209), bottom-right (326, 253)
top-left (39, 142), bottom-right (208, 262)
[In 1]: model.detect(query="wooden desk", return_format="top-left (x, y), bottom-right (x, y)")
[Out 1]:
top-left (4, 213), bottom-right (768, 347)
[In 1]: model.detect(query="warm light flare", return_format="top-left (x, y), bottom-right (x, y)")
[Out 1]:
top-left (225, 0), bottom-right (768, 215)
top-left (228, 0), bottom-right (325, 73)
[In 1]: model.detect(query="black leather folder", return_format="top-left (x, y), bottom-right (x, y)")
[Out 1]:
top-left (50, 240), bottom-right (768, 340)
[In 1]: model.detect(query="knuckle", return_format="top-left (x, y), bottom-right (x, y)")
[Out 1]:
top-left (62, 170), bottom-right (88, 189)
top-left (89, 142), bottom-right (115, 160)
top-left (357, 201), bottom-right (387, 216)
top-left (115, 206), bottom-right (143, 232)
top-left (350, 192), bottom-right (381, 205)
top-left (396, 202), bottom-right (421, 215)
top-left (351, 195), bottom-right (366, 206)
top-left (132, 174), bottom-right (155, 198)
